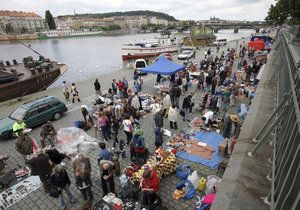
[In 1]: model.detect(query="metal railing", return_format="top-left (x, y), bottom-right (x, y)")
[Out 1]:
top-left (249, 32), bottom-right (300, 209)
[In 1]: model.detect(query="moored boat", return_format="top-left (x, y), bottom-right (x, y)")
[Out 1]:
top-left (0, 56), bottom-right (67, 102)
top-left (122, 35), bottom-right (181, 60)
top-left (37, 29), bottom-right (103, 39)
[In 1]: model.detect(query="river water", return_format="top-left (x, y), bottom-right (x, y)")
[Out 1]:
top-left (0, 29), bottom-right (254, 87)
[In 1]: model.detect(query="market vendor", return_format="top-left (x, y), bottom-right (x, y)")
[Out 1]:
top-left (140, 167), bottom-right (159, 208)
top-left (12, 120), bottom-right (27, 136)
top-left (201, 110), bottom-right (214, 127)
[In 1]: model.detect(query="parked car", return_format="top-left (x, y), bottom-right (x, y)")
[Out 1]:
top-left (0, 96), bottom-right (67, 139)
top-left (178, 50), bottom-right (196, 60)
top-left (134, 59), bottom-right (148, 75)
top-left (213, 39), bottom-right (227, 46)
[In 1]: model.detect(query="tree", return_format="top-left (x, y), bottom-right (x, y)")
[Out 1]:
top-left (4, 23), bottom-right (14, 34)
top-left (45, 10), bottom-right (57, 29)
top-left (265, 0), bottom-right (300, 25)
top-left (141, 24), bottom-right (148, 30)
top-left (20, 27), bottom-right (28, 34)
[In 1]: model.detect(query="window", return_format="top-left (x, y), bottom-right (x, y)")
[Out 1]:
top-left (38, 104), bottom-right (51, 113)
top-left (10, 107), bottom-right (28, 121)
top-left (26, 107), bottom-right (39, 118)
top-left (48, 100), bottom-right (60, 107)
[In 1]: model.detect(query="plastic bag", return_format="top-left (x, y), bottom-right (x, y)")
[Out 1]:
top-left (187, 170), bottom-right (200, 189)
top-left (184, 181), bottom-right (196, 200)
top-left (119, 174), bottom-right (128, 187)
top-left (55, 127), bottom-right (98, 156)
top-left (205, 175), bottom-right (221, 194)
top-left (176, 164), bottom-right (193, 180)
top-left (202, 194), bottom-right (216, 205)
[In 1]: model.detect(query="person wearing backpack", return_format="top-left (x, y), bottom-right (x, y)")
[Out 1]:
top-left (49, 165), bottom-right (76, 210)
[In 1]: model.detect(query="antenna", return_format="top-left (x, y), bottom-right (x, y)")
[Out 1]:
top-left (8, 36), bottom-right (44, 57)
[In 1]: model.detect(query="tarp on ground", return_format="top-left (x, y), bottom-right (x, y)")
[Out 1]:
top-left (248, 38), bottom-right (265, 51)
top-left (140, 56), bottom-right (185, 75)
top-left (175, 131), bottom-right (224, 170)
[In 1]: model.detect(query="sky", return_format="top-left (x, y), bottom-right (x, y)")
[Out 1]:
top-left (0, 0), bottom-right (275, 21)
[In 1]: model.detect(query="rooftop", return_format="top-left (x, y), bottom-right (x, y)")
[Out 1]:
top-left (0, 10), bottom-right (40, 18)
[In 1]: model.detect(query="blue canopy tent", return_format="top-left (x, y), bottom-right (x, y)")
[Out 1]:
top-left (140, 56), bottom-right (185, 75)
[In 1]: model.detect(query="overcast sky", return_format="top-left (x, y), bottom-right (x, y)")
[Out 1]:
top-left (0, 0), bottom-right (275, 21)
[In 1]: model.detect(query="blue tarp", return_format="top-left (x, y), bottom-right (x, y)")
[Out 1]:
top-left (140, 56), bottom-right (185, 75)
top-left (176, 131), bottom-right (224, 170)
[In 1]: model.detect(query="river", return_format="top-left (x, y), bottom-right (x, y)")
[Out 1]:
top-left (0, 29), bottom-right (254, 87)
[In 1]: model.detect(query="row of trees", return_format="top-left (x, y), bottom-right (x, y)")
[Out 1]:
top-left (265, 0), bottom-right (300, 25)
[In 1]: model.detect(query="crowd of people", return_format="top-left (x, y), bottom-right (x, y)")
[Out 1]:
top-left (10, 38), bottom-right (266, 210)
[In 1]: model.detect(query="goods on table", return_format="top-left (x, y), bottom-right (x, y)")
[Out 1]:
top-left (130, 149), bottom-right (178, 182)
top-left (167, 134), bottom-right (215, 160)
top-left (190, 117), bottom-right (204, 128)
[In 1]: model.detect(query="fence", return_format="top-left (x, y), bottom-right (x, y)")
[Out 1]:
top-left (250, 32), bottom-right (300, 209)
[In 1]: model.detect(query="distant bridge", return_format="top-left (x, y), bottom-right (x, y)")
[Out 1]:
top-left (198, 23), bottom-right (267, 33)
top-left (163, 23), bottom-right (268, 33)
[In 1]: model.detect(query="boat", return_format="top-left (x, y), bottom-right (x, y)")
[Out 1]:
top-left (121, 34), bottom-right (181, 61)
top-left (37, 29), bottom-right (103, 39)
top-left (0, 56), bottom-right (67, 102)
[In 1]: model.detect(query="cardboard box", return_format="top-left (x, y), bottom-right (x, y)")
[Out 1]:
top-left (218, 140), bottom-right (227, 156)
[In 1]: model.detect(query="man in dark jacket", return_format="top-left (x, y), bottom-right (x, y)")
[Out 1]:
top-left (94, 78), bottom-right (101, 97)
top-left (25, 150), bottom-right (52, 193)
top-left (154, 110), bottom-right (164, 128)
top-left (205, 73), bottom-right (212, 93)
top-left (49, 165), bottom-right (76, 209)
top-left (15, 135), bottom-right (34, 158)
top-left (182, 95), bottom-right (192, 122)
top-left (40, 121), bottom-right (56, 148)
top-left (73, 154), bottom-right (93, 202)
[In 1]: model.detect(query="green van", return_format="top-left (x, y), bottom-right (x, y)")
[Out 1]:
top-left (0, 96), bottom-right (67, 139)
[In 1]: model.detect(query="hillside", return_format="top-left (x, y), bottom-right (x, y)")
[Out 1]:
top-left (61, 10), bottom-right (177, 21)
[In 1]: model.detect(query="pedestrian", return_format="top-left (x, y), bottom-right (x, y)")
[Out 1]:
top-left (49, 165), bottom-right (76, 210)
top-left (182, 94), bottom-right (192, 122)
top-left (117, 80), bottom-right (123, 96)
top-left (81, 105), bottom-right (94, 125)
top-left (112, 79), bottom-right (118, 95)
top-left (99, 160), bottom-right (115, 196)
top-left (73, 154), bottom-right (93, 202)
top-left (212, 76), bottom-right (218, 95)
top-left (25, 149), bottom-right (52, 193)
top-left (97, 142), bottom-right (112, 164)
top-left (205, 73), bottom-right (212, 93)
top-left (111, 117), bottom-right (120, 148)
top-left (94, 79), bottom-right (101, 97)
top-left (40, 120), bottom-right (56, 148)
top-left (112, 151), bottom-right (121, 176)
top-left (122, 77), bottom-right (129, 98)
top-left (168, 105), bottom-right (178, 129)
top-left (15, 134), bottom-right (34, 158)
top-left (201, 111), bottom-right (214, 127)
top-left (140, 167), bottom-right (159, 208)
top-left (45, 148), bottom-right (68, 165)
top-left (162, 92), bottom-right (171, 117)
top-left (123, 115), bottom-right (133, 144)
top-left (154, 109), bottom-right (164, 128)
top-left (62, 81), bottom-right (70, 100)
top-left (71, 83), bottom-right (81, 103)
top-left (98, 112), bottom-right (111, 141)
top-left (156, 74), bottom-right (162, 84)
top-left (174, 85), bottom-right (181, 108)
top-left (150, 100), bottom-right (161, 128)
top-left (154, 124), bottom-right (164, 149)
top-left (12, 120), bottom-right (27, 136)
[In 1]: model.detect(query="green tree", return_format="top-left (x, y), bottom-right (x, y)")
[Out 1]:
top-left (45, 10), bottom-right (57, 29)
top-left (265, 0), bottom-right (300, 25)
top-left (4, 23), bottom-right (14, 34)
top-left (20, 27), bottom-right (28, 34)
top-left (141, 24), bottom-right (148, 30)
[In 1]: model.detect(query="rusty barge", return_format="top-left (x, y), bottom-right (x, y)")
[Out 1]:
top-left (0, 56), bottom-right (67, 102)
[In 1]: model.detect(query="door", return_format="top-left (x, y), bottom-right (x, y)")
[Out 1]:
top-left (24, 107), bottom-right (40, 127)
top-left (37, 103), bottom-right (53, 124)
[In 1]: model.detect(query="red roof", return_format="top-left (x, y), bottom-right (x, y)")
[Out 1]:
top-left (0, 10), bottom-right (40, 18)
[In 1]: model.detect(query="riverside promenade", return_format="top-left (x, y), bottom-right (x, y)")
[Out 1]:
top-left (0, 41), bottom-right (245, 210)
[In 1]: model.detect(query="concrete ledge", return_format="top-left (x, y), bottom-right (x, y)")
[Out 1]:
top-left (211, 50), bottom-right (278, 209)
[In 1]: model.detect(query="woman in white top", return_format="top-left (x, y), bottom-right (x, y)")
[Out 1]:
top-left (168, 105), bottom-right (179, 129)
top-left (123, 115), bottom-right (133, 144)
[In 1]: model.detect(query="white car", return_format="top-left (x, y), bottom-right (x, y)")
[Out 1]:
top-left (178, 50), bottom-right (195, 60)
top-left (213, 39), bottom-right (227, 46)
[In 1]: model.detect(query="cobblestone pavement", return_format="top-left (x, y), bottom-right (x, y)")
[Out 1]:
top-left (0, 41), bottom-right (247, 210)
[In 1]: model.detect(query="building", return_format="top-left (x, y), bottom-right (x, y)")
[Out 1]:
top-left (0, 10), bottom-right (47, 34)
top-left (149, 16), bottom-right (169, 26)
